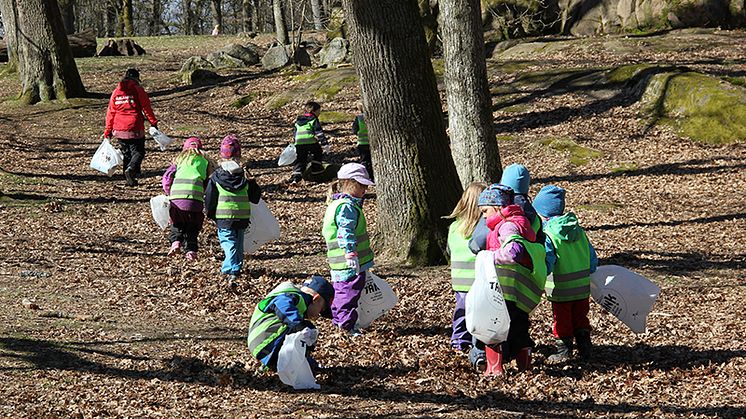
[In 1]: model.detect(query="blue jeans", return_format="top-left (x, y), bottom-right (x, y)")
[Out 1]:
top-left (217, 227), bottom-right (245, 275)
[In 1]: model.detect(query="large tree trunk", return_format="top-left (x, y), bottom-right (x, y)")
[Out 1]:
top-left (272, 0), bottom-right (289, 45)
top-left (105, 0), bottom-right (118, 37)
top-left (121, 0), bottom-right (134, 36)
top-left (242, 0), bottom-right (253, 32)
top-left (211, 0), bottom-right (222, 32)
top-left (2, 0), bottom-right (85, 104)
top-left (0, 0), bottom-right (19, 72)
top-left (418, 0), bottom-right (439, 54)
top-left (342, 0), bottom-right (463, 266)
top-left (310, 0), bottom-right (324, 30)
top-left (58, 0), bottom-right (76, 34)
top-left (149, 0), bottom-right (161, 36)
top-left (440, 0), bottom-right (502, 186)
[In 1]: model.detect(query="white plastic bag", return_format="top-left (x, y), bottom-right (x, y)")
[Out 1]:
top-left (590, 265), bottom-right (661, 334)
top-left (465, 251), bottom-right (511, 345)
top-left (276, 328), bottom-right (320, 390)
top-left (149, 126), bottom-right (174, 151)
top-left (243, 199), bottom-right (281, 254)
top-left (277, 143), bottom-right (297, 166)
top-left (355, 271), bottom-right (398, 329)
top-left (90, 138), bottom-right (124, 176)
top-left (150, 194), bottom-right (170, 230)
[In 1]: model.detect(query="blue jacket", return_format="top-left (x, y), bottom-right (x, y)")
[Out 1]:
top-left (330, 193), bottom-right (374, 281)
top-left (257, 292), bottom-right (314, 367)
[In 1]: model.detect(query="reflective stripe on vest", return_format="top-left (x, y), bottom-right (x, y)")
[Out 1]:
top-left (169, 154), bottom-right (208, 202)
top-left (496, 234), bottom-right (547, 313)
top-left (356, 115), bottom-right (369, 145)
top-left (295, 119), bottom-right (317, 145)
top-left (544, 216), bottom-right (591, 302)
top-left (322, 198), bottom-right (373, 270)
top-left (448, 220), bottom-right (476, 292)
top-left (247, 283), bottom-right (307, 360)
top-left (215, 183), bottom-right (251, 219)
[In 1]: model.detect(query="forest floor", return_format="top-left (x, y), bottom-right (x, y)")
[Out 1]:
top-left (0, 30), bottom-right (745, 417)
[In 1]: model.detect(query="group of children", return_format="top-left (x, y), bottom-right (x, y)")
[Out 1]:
top-left (447, 164), bottom-right (598, 376)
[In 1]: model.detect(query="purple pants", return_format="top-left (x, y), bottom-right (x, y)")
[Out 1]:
top-left (451, 291), bottom-right (472, 350)
top-left (331, 272), bottom-right (367, 331)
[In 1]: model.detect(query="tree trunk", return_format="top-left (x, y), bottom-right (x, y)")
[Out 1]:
top-left (272, 0), bottom-right (289, 45)
top-left (251, 0), bottom-right (259, 31)
top-left (440, 0), bottom-right (502, 186)
top-left (105, 0), bottom-right (117, 37)
top-left (211, 0), bottom-right (222, 32)
top-left (310, 0), bottom-right (323, 30)
top-left (0, 0), bottom-right (19, 72)
top-left (149, 0), bottom-right (161, 36)
top-left (2, 0), bottom-right (85, 104)
top-left (58, 0), bottom-right (76, 34)
top-left (121, 0), bottom-right (134, 36)
top-left (241, 0), bottom-right (252, 32)
top-left (342, 0), bottom-right (463, 266)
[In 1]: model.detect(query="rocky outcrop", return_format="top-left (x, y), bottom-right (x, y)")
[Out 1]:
top-left (180, 56), bottom-right (215, 73)
top-left (319, 37), bottom-right (349, 67)
top-left (206, 43), bottom-right (260, 68)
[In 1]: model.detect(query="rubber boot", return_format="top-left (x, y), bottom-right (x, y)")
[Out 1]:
top-left (575, 329), bottom-right (592, 360)
top-left (516, 347), bottom-right (532, 372)
top-left (484, 345), bottom-right (504, 376)
top-left (547, 337), bottom-right (573, 363)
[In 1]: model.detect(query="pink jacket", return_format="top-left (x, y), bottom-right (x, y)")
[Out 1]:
top-left (485, 204), bottom-right (536, 250)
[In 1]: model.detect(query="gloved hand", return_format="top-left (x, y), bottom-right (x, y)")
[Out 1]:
top-left (300, 327), bottom-right (319, 347)
top-left (322, 143), bottom-right (331, 154)
top-left (345, 252), bottom-right (360, 274)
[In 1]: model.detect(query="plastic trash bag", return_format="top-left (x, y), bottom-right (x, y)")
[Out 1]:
top-left (149, 127), bottom-right (174, 151)
top-left (277, 328), bottom-right (320, 390)
top-left (355, 271), bottom-right (398, 329)
top-left (243, 199), bottom-right (281, 254)
top-left (277, 143), bottom-right (297, 166)
top-left (590, 265), bottom-right (661, 334)
top-left (150, 195), bottom-right (170, 230)
top-left (465, 251), bottom-right (511, 345)
top-left (90, 138), bottom-right (124, 176)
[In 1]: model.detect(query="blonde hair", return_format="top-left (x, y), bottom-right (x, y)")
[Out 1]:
top-left (444, 182), bottom-right (488, 237)
top-left (356, 101), bottom-right (365, 113)
top-left (326, 178), bottom-right (361, 203)
top-left (174, 148), bottom-right (216, 176)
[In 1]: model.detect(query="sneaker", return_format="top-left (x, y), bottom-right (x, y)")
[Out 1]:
top-left (287, 174), bottom-right (302, 184)
top-left (226, 275), bottom-right (239, 290)
top-left (185, 251), bottom-right (197, 261)
top-left (168, 241), bottom-right (182, 257)
top-left (348, 326), bottom-right (363, 337)
top-left (124, 168), bottom-right (137, 186)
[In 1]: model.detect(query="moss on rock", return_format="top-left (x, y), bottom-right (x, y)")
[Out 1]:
top-left (539, 137), bottom-right (603, 165)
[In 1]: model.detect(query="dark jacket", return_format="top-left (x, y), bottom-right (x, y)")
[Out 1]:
top-left (205, 161), bottom-right (261, 230)
top-left (294, 114), bottom-right (328, 145)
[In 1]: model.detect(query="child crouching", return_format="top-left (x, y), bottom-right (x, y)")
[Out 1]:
top-left (205, 135), bottom-right (261, 290)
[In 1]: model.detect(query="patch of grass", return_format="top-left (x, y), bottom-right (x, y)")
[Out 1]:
top-left (266, 94), bottom-right (292, 110)
top-left (315, 84), bottom-right (343, 100)
top-left (610, 162), bottom-right (639, 173)
top-left (723, 76), bottom-right (746, 87)
top-left (577, 203), bottom-right (623, 212)
top-left (319, 111), bottom-right (353, 124)
top-left (495, 135), bottom-right (515, 141)
top-left (539, 137), bottom-right (603, 165)
top-left (231, 92), bottom-right (260, 108)
top-left (172, 124), bottom-right (211, 134)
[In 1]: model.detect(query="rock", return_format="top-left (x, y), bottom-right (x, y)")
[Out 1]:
top-left (261, 45), bottom-right (292, 71)
top-left (180, 56), bottom-right (215, 73)
top-left (206, 51), bottom-right (246, 68)
top-left (319, 37), bottom-right (349, 67)
top-left (182, 69), bottom-right (221, 85)
top-left (22, 298), bottom-right (39, 310)
top-left (214, 43), bottom-right (260, 67)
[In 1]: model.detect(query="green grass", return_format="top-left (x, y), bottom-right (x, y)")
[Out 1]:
top-left (495, 135), bottom-right (515, 141)
top-left (723, 76), bottom-right (746, 87)
top-left (319, 111), bottom-right (353, 124)
top-left (538, 137), bottom-right (603, 165)
top-left (232, 92), bottom-right (261, 108)
top-left (610, 162), bottom-right (639, 173)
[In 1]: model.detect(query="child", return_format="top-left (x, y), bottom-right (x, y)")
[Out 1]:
top-left (472, 183), bottom-right (547, 376)
top-left (205, 135), bottom-right (262, 289)
top-left (321, 163), bottom-right (375, 335)
top-left (290, 101), bottom-right (330, 184)
top-left (162, 137), bottom-right (212, 261)
top-left (444, 182), bottom-right (487, 351)
top-left (533, 185), bottom-right (598, 362)
top-left (499, 163), bottom-right (544, 243)
top-left (247, 275), bottom-right (335, 372)
top-left (351, 102), bottom-right (373, 181)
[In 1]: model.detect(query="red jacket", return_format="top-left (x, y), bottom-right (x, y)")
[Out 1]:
top-left (104, 79), bottom-right (158, 137)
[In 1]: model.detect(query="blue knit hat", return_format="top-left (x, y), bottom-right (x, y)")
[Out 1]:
top-left (478, 184), bottom-right (514, 207)
top-left (500, 163), bottom-right (531, 195)
top-left (533, 185), bottom-right (566, 217)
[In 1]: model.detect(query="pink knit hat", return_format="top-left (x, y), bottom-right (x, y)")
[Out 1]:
top-left (220, 135), bottom-right (241, 159)
top-left (182, 137), bottom-right (202, 151)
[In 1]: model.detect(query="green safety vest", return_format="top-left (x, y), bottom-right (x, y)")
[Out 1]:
top-left (496, 234), bottom-right (547, 313)
top-left (294, 118), bottom-right (318, 145)
top-left (247, 282), bottom-right (307, 360)
top-left (530, 215), bottom-right (541, 237)
top-left (169, 154), bottom-right (208, 202)
top-left (215, 183), bottom-right (251, 220)
top-left (355, 115), bottom-right (369, 145)
top-left (448, 220), bottom-right (476, 292)
top-left (544, 213), bottom-right (591, 302)
top-left (322, 198), bottom-right (373, 270)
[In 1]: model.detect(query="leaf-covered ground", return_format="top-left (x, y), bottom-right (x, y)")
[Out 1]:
top-left (0, 31), bottom-right (745, 417)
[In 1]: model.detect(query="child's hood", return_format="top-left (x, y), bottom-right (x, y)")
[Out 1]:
top-left (295, 114), bottom-right (317, 125)
top-left (486, 204), bottom-right (536, 242)
top-left (213, 161), bottom-right (248, 192)
top-left (545, 212), bottom-right (582, 242)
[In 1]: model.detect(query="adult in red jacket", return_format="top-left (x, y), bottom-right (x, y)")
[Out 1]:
top-left (103, 68), bottom-right (158, 186)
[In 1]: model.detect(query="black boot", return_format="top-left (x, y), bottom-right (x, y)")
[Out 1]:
top-left (547, 337), bottom-right (573, 363)
top-left (575, 329), bottom-right (592, 360)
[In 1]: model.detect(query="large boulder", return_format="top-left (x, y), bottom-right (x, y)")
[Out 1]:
top-left (182, 69), bottom-right (222, 85)
top-left (319, 37), bottom-right (349, 67)
top-left (180, 56), bottom-right (215, 73)
top-left (261, 45), bottom-right (293, 71)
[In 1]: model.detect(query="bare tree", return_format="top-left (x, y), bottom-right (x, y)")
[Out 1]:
top-left (210, 0), bottom-right (222, 32)
top-left (0, 0), bottom-right (85, 104)
top-left (149, 0), bottom-right (161, 35)
top-left (310, 0), bottom-right (323, 30)
top-left (272, 0), bottom-right (288, 44)
top-left (121, 0), bottom-right (134, 35)
top-left (342, 0), bottom-right (463, 266)
top-left (0, 0), bottom-right (18, 72)
top-left (241, 0), bottom-right (253, 32)
top-left (440, 0), bottom-right (502, 186)
top-left (58, 0), bottom-right (76, 34)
